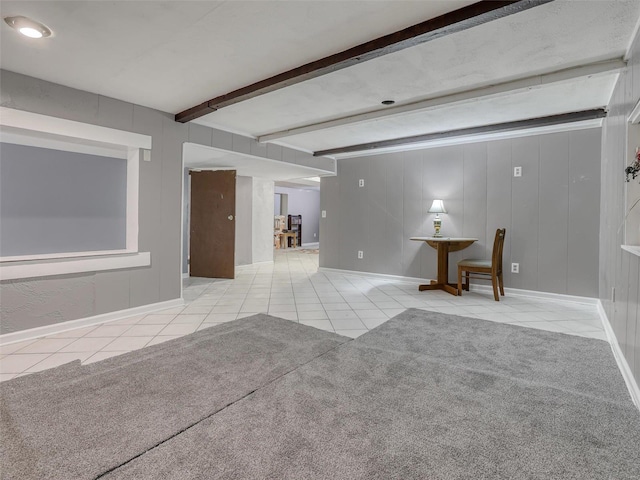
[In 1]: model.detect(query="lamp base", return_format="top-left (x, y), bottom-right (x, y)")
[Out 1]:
top-left (433, 217), bottom-right (442, 237)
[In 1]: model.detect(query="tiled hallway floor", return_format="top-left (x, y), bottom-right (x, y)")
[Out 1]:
top-left (0, 249), bottom-right (605, 381)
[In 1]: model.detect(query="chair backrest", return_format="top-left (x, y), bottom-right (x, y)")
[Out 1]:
top-left (491, 228), bottom-right (506, 274)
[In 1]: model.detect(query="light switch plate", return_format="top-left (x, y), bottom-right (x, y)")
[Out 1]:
top-left (321, 210), bottom-right (326, 218)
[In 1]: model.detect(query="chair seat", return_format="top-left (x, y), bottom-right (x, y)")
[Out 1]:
top-left (458, 259), bottom-right (491, 268)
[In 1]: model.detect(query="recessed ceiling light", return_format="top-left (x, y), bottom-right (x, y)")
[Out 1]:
top-left (381, 100), bottom-right (395, 106)
top-left (4, 16), bottom-right (52, 39)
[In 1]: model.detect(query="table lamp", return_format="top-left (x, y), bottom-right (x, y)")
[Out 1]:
top-left (428, 199), bottom-right (447, 237)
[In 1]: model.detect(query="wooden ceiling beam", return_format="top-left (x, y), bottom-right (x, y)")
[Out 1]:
top-left (313, 109), bottom-right (607, 157)
top-left (175, 0), bottom-right (554, 123)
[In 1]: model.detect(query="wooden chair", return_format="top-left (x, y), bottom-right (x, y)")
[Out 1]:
top-left (457, 228), bottom-right (506, 301)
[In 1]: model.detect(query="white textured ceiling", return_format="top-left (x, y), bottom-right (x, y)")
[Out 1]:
top-left (0, 0), bottom-right (473, 113)
top-left (1, 0), bottom-right (639, 157)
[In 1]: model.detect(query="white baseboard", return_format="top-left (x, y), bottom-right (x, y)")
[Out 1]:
top-left (318, 267), bottom-right (597, 305)
top-left (468, 283), bottom-right (599, 305)
top-left (597, 300), bottom-right (640, 411)
top-left (182, 272), bottom-right (189, 279)
top-left (318, 267), bottom-right (432, 285)
top-left (0, 298), bottom-right (185, 346)
top-left (236, 261), bottom-right (274, 270)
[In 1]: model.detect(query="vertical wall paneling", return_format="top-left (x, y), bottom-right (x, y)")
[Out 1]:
top-left (267, 144), bottom-right (283, 161)
top-left (401, 150), bottom-right (424, 278)
top-left (386, 154), bottom-right (405, 276)
top-left (93, 95), bottom-right (134, 313)
top-left (321, 129), bottom-right (600, 298)
top-left (462, 143), bottom-right (488, 260)
top-left (188, 123), bottom-right (213, 147)
top-left (338, 160), bottom-right (366, 271)
top-left (129, 105), bottom-right (164, 308)
top-left (600, 29), bottom-right (640, 386)
top-left (422, 147), bottom-right (464, 280)
top-left (366, 155), bottom-right (390, 274)
top-left (235, 176), bottom-right (253, 266)
top-left (627, 258), bottom-right (639, 371)
top-left (159, 117), bottom-right (187, 301)
top-left (211, 128), bottom-right (233, 150)
top-left (510, 136), bottom-right (539, 291)
top-left (538, 133), bottom-right (570, 294)
top-left (319, 175), bottom-right (340, 268)
top-left (182, 169), bottom-right (190, 274)
top-left (568, 129), bottom-right (601, 297)
top-left (486, 140), bottom-right (513, 285)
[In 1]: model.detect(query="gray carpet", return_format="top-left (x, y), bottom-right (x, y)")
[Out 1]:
top-left (102, 309), bottom-right (640, 480)
top-left (0, 315), bottom-right (349, 480)
top-left (2, 310), bottom-right (640, 479)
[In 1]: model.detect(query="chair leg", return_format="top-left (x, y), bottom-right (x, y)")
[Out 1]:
top-left (457, 268), bottom-right (463, 296)
top-left (464, 272), bottom-right (470, 291)
top-left (498, 272), bottom-right (505, 296)
top-left (491, 275), bottom-right (499, 301)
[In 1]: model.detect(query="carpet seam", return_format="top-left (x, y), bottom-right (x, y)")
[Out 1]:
top-left (92, 337), bottom-right (353, 479)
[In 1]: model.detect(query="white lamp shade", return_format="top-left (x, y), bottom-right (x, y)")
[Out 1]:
top-left (428, 199), bottom-right (447, 214)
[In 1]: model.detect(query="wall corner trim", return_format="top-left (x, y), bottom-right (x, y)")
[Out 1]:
top-left (0, 298), bottom-right (184, 346)
top-left (597, 300), bottom-right (640, 411)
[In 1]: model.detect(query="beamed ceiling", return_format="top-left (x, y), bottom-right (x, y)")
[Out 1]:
top-left (1, 0), bottom-right (639, 159)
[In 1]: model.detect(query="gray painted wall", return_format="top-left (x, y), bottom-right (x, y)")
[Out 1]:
top-left (0, 70), bottom-right (328, 334)
top-left (182, 168), bottom-right (190, 274)
top-left (0, 70), bottom-right (188, 334)
top-left (320, 128), bottom-right (601, 298)
top-left (0, 143), bottom-right (127, 256)
top-left (600, 30), bottom-right (640, 387)
top-left (235, 176), bottom-right (253, 266)
top-left (275, 186), bottom-right (321, 244)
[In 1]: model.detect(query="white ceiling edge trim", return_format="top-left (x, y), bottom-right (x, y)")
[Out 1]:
top-left (330, 118), bottom-right (604, 160)
top-left (624, 13), bottom-right (640, 61)
top-left (258, 58), bottom-right (624, 143)
top-left (0, 107), bottom-right (151, 149)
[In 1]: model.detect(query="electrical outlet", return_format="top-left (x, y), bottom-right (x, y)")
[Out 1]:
top-left (357, 250), bottom-right (364, 259)
top-left (511, 263), bottom-right (519, 274)
top-left (321, 210), bottom-right (326, 218)
top-left (513, 166), bottom-right (522, 177)
top-left (358, 179), bottom-right (365, 187)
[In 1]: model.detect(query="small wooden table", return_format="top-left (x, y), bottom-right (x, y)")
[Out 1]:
top-left (279, 232), bottom-right (297, 249)
top-left (410, 237), bottom-right (478, 296)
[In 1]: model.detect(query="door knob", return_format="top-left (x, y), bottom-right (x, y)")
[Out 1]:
top-left (228, 215), bottom-right (234, 221)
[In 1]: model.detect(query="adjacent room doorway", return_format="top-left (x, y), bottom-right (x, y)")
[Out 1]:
top-left (189, 170), bottom-right (236, 278)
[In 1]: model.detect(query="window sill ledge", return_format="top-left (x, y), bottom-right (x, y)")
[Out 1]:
top-left (0, 252), bottom-right (150, 281)
top-left (621, 245), bottom-right (640, 257)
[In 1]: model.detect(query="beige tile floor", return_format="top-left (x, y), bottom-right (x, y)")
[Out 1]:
top-left (0, 248), bottom-right (605, 382)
